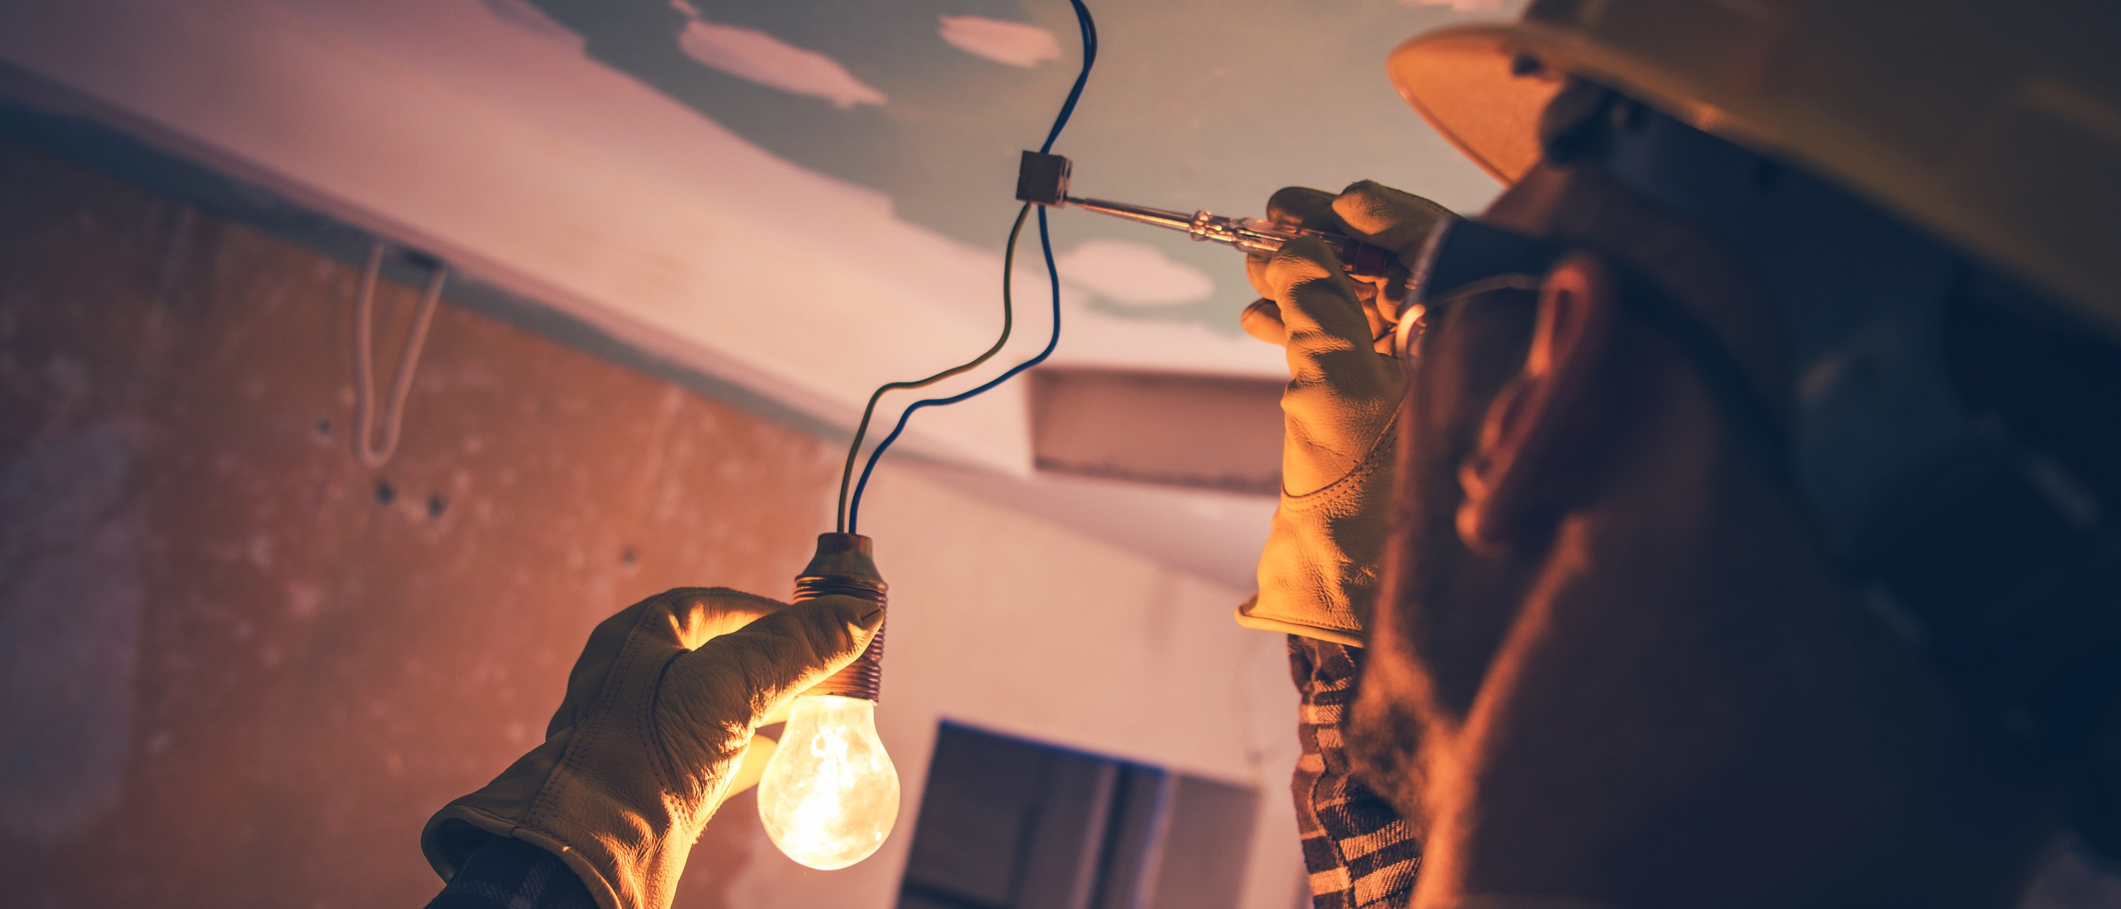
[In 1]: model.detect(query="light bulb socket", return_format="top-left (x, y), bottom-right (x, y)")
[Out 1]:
top-left (794, 532), bottom-right (887, 702)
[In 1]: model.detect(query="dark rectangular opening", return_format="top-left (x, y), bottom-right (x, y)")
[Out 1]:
top-left (900, 722), bottom-right (1257, 909)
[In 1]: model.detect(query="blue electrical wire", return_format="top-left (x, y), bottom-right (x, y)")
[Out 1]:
top-left (845, 0), bottom-right (1096, 535)
top-left (1038, 0), bottom-right (1099, 157)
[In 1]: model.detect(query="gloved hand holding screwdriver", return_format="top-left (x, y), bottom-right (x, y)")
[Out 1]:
top-left (1238, 180), bottom-right (1453, 646)
top-left (1238, 179), bottom-right (1452, 909)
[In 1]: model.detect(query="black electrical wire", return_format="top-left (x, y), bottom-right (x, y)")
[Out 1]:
top-left (833, 205), bottom-right (1029, 532)
top-left (837, 0), bottom-right (1097, 535)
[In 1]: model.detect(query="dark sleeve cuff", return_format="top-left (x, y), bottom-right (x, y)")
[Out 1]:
top-left (423, 836), bottom-right (598, 909)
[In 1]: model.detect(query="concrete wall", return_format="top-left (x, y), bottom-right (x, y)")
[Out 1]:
top-left (0, 137), bottom-right (1301, 908)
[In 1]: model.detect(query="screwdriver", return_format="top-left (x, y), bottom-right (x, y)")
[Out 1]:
top-left (1013, 150), bottom-right (1399, 279)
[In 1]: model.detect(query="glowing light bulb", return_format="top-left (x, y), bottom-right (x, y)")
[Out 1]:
top-left (757, 694), bottom-right (900, 869)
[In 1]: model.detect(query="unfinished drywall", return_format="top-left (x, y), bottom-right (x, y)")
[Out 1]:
top-left (0, 137), bottom-right (1301, 909)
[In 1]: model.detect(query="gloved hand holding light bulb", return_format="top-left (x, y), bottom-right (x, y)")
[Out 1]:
top-left (419, 580), bottom-right (886, 909)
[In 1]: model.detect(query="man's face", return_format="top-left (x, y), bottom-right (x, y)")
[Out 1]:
top-left (1343, 165), bottom-right (2060, 909)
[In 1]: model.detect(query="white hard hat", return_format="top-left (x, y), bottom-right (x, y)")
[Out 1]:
top-left (1389, 0), bottom-right (2121, 339)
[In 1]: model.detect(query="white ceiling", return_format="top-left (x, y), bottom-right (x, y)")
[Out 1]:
top-left (0, 0), bottom-right (1517, 585)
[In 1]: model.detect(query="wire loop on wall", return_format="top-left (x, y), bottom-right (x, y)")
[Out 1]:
top-left (352, 239), bottom-right (446, 469)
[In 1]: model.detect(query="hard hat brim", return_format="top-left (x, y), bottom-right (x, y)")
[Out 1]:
top-left (1386, 25), bottom-right (1558, 186)
top-left (1388, 16), bottom-right (2121, 337)
top-left (1387, 21), bottom-right (1787, 188)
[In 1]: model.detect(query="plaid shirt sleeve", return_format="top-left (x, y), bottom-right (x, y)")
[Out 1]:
top-left (423, 836), bottom-right (598, 909)
top-left (1289, 634), bottom-right (1424, 909)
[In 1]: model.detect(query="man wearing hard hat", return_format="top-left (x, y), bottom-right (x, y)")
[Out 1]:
top-left (417, 2), bottom-right (2121, 908)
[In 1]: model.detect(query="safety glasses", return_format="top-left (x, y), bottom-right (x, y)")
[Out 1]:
top-left (1393, 214), bottom-right (1794, 487)
top-left (1393, 216), bottom-right (1564, 360)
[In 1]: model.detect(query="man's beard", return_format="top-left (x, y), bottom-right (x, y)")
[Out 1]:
top-left (1341, 382), bottom-right (1468, 830)
top-left (1344, 292), bottom-right (1541, 830)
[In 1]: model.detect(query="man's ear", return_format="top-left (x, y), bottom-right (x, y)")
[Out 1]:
top-left (1457, 253), bottom-right (1619, 553)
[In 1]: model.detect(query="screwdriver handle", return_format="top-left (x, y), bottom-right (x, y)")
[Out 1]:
top-left (1253, 223), bottom-right (1397, 279)
top-left (1194, 214), bottom-right (1394, 279)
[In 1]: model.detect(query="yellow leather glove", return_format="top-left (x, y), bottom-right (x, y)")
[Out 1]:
top-left (1236, 182), bottom-right (1451, 646)
top-left (421, 587), bottom-right (884, 909)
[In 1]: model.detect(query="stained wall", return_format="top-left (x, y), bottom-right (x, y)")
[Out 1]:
top-left (0, 137), bottom-right (1301, 909)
